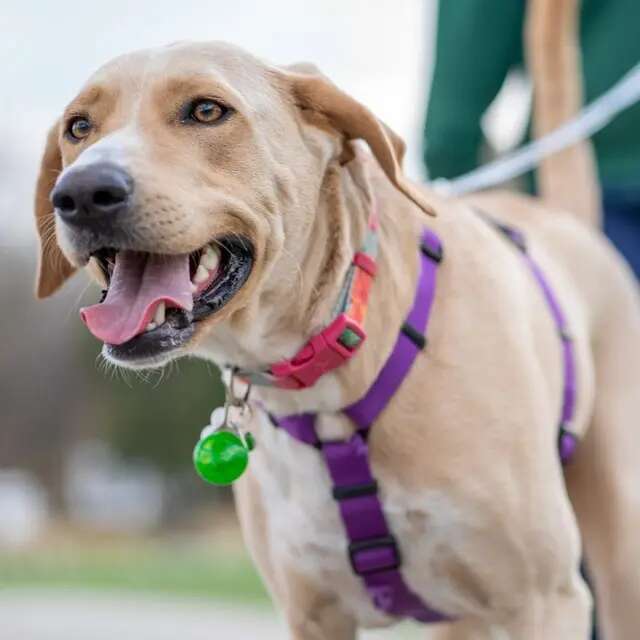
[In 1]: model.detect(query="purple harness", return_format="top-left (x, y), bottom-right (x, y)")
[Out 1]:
top-left (270, 220), bottom-right (578, 623)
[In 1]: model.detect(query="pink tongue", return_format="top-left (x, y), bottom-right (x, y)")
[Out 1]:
top-left (80, 251), bottom-right (194, 345)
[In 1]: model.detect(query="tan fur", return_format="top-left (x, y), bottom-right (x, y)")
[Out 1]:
top-left (525, 0), bottom-right (602, 224)
top-left (32, 30), bottom-right (640, 640)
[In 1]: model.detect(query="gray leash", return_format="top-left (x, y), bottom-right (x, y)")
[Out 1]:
top-left (431, 61), bottom-right (640, 197)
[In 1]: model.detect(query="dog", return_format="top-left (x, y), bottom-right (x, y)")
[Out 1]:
top-left (33, 0), bottom-right (640, 637)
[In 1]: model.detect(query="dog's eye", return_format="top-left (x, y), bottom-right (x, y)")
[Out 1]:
top-left (188, 99), bottom-right (228, 124)
top-left (66, 116), bottom-right (93, 142)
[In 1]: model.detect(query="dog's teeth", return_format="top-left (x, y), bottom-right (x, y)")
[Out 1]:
top-left (191, 246), bottom-right (219, 288)
top-left (145, 321), bottom-right (157, 332)
top-left (153, 301), bottom-right (166, 325)
top-left (193, 264), bottom-right (210, 284)
top-left (200, 246), bottom-right (220, 271)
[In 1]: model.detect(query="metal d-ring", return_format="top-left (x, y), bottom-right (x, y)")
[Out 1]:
top-left (228, 367), bottom-right (252, 406)
top-left (221, 367), bottom-right (253, 437)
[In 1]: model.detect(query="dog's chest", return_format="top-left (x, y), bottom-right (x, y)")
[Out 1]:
top-left (247, 410), bottom-right (470, 626)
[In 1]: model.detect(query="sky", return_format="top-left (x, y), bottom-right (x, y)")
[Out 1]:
top-left (0, 0), bottom-right (437, 246)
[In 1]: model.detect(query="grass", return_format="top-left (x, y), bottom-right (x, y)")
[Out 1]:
top-left (0, 541), bottom-right (270, 605)
top-left (0, 537), bottom-right (428, 638)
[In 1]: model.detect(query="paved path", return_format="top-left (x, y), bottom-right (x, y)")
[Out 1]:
top-left (1, 589), bottom-right (282, 640)
top-left (0, 589), bottom-right (423, 639)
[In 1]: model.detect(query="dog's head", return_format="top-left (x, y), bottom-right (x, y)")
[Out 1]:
top-left (35, 41), bottom-right (432, 369)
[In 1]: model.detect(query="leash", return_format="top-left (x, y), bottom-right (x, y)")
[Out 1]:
top-left (431, 61), bottom-right (640, 196)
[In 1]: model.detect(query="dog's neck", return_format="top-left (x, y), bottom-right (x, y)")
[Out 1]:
top-left (195, 151), bottom-right (424, 417)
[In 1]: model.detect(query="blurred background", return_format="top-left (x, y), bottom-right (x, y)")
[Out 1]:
top-left (0, 1), bottom-right (533, 638)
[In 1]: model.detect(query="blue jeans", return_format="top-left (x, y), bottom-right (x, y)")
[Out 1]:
top-left (603, 187), bottom-right (640, 278)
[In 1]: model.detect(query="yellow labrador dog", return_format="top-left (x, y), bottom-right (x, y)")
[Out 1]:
top-left (34, 0), bottom-right (639, 637)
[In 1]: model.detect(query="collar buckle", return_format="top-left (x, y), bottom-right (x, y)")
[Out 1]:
top-left (270, 314), bottom-right (366, 389)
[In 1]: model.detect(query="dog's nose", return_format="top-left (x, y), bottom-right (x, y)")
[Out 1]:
top-left (51, 163), bottom-right (134, 226)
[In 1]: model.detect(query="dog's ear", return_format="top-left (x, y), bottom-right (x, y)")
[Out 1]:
top-left (34, 121), bottom-right (76, 298)
top-left (281, 68), bottom-right (435, 217)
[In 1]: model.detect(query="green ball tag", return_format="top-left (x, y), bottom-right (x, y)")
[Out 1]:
top-left (193, 430), bottom-right (249, 486)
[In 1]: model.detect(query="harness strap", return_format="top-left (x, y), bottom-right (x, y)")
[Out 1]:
top-left (344, 230), bottom-right (441, 429)
top-left (482, 216), bottom-right (578, 462)
top-left (271, 229), bottom-right (448, 623)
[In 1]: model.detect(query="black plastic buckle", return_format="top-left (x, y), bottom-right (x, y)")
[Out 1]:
top-left (401, 322), bottom-right (427, 350)
top-left (559, 328), bottom-right (572, 342)
top-left (558, 421), bottom-right (573, 438)
top-left (332, 481), bottom-right (378, 501)
top-left (481, 212), bottom-right (528, 253)
top-left (421, 241), bottom-right (443, 263)
top-left (348, 535), bottom-right (401, 576)
top-left (507, 229), bottom-right (527, 253)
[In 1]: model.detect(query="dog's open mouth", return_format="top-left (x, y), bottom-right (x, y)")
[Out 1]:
top-left (80, 236), bottom-right (253, 363)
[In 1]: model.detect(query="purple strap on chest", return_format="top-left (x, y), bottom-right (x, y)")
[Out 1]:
top-left (273, 229), bottom-right (447, 623)
top-left (269, 222), bottom-right (578, 625)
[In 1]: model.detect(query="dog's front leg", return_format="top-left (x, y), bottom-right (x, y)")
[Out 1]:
top-left (276, 557), bottom-right (357, 640)
top-left (234, 473), bottom-right (358, 640)
top-left (284, 599), bottom-right (357, 640)
top-left (425, 620), bottom-right (492, 639)
top-left (276, 564), bottom-right (357, 640)
top-left (287, 620), bottom-right (356, 640)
